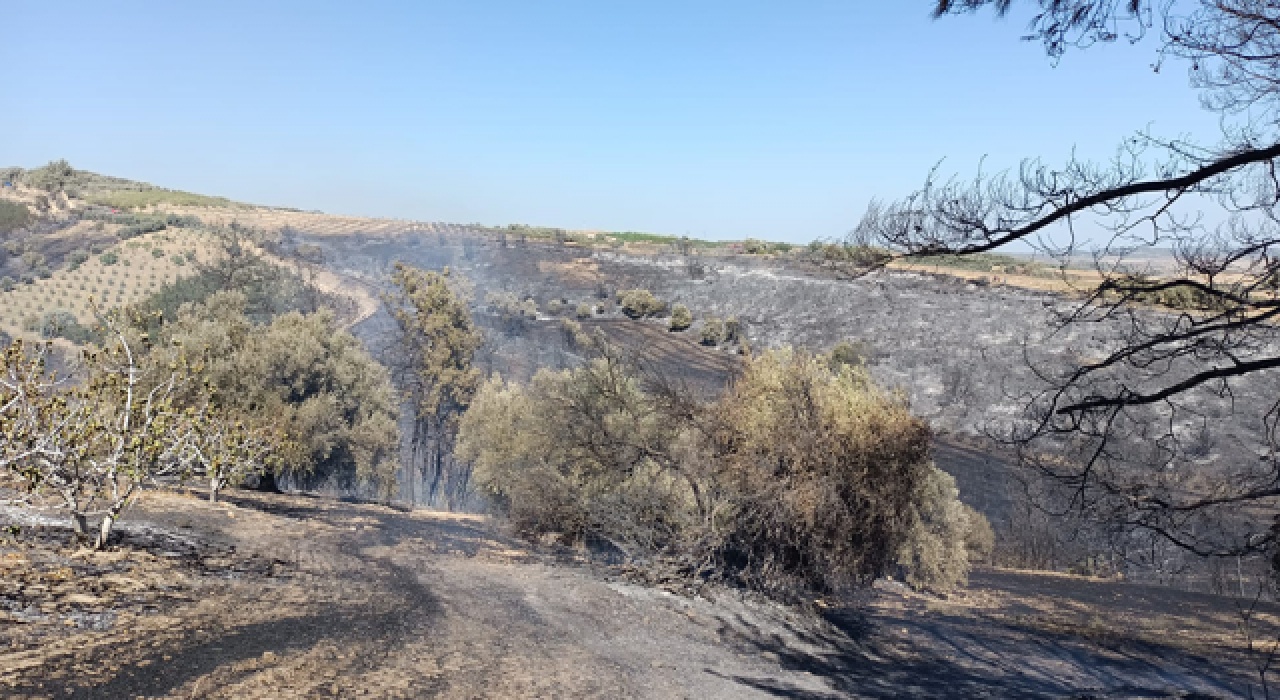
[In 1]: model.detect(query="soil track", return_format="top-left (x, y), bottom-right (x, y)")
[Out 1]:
top-left (1, 490), bottom-right (1264, 698)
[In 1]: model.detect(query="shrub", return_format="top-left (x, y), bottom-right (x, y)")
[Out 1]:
top-left (34, 265), bottom-right (51, 280)
top-left (69, 249), bottom-right (90, 266)
top-left (895, 467), bottom-right (973, 592)
top-left (151, 248), bottom-right (164, 258)
top-left (724, 317), bottom-right (741, 343)
top-left (459, 345), bottom-right (957, 598)
top-left (700, 318), bottom-right (725, 346)
top-left (963, 504), bottom-right (995, 564)
top-left (0, 276), bottom-right (12, 292)
top-left (558, 318), bottom-right (589, 348)
top-left (743, 238), bottom-right (770, 254)
top-left (620, 289), bottom-right (664, 318)
top-left (20, 251), bottom-right (45, 269)
top-left (576, 302), bottom-right (594, 319)
top-left (486, 291), bottom-right (538, 333)
top-left (829, 339), bottom-right (875, 370)
top-left (99, 252), bottom-right (118, 266)
top-left (0, 200), bottom-right (31, 234)
top-left (2, 241), bottom-right (21, 256)
top-left (171, 255), bottom-right (186, 266)
top-left (36, 310), bottom-right (93, 344)
top-left (669, 303), bottom-right (692, 331)
top-left (547, 299), bottom-right (564, 315)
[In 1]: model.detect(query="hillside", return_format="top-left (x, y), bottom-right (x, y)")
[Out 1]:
top-left (2, 165), bottom-right (1279, 696)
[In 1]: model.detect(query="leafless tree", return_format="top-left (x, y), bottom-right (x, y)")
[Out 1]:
top-left (843, 1), bottom-right (1280, 568)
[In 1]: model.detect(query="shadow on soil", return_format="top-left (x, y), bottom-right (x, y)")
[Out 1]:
top-left (713, 601), bottom-right (1245, 699)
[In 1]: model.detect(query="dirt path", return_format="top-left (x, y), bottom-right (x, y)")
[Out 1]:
top-left (1, 491), bottom-right (1261, 698)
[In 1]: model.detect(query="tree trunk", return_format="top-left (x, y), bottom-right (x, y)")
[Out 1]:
top-left (94, 512), bottom-right (116, 550)
top-left (71, 512), bottom-right (90, 538)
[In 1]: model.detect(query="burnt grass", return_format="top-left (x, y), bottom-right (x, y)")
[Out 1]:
top-left (2, 490), bottom-right (1267, 699)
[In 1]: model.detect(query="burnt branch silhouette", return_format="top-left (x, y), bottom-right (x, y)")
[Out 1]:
top-left (840, 1), bottom-right (1280, 566)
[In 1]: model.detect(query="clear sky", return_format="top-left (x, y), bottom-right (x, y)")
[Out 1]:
top-left (6, 1), bottom-right (1223, 243)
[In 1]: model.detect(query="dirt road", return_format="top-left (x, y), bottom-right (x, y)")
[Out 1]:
top-left (0, 490), bottom-right (1261, 698)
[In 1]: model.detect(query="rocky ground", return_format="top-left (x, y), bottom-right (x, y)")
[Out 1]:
top-left (0, 490), bottom-right (1268, 698)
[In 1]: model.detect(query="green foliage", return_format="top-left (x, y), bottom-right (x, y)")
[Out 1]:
top-left (913, 252), bottom-right (1051, 277)
top-left (69, 249), bottom-right (90, 266)
top-left (607, 231), bottom-right (720, 248)
top-left (170, 255), bottom-right (186, 266)
top-left (384, 263), bottom-right (484, 509)
top-left (87, 189), bottom-right (238, 210)
top-left (135, 234), bottom-right (340, 325)
top-left (23, 160), bottom-right (76, 193)
top-left (154, 293), bottom-right (400, 496)
top-left (0, 199), bottom-right (31, 233)
top-left (1111, 276), bottom-right (1235, 311)
top-left (669, 303), bottom-right (692, 331)
top-left (742, 238), bottom-right (770, 254)
top-left (620, 289), bottom-right (664, 318)
top-left (35, 310), bottom-right (94, 345)
top-left (99, 252), bottom-right (119, 266)
top-left (0, 276), bottom-right (12, 292)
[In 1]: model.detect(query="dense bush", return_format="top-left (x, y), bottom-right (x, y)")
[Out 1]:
top-left (152, 292), bottom-right (400, 496)
top-left (458, 344), bottom-right (970, 597)
top-left (620, 289), bottom-right (664, 318)
top-left (0, 276), bottom-right (12, 292)
top-left (669, 303), bottom-right (692, 331)
top-left (69, 249), bottom-right (90, 266)
top-left (99, 252), bottom-right (118, 266)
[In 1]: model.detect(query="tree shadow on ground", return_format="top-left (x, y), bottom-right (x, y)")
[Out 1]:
top-left (45, 549), bottom-right (443, 699)
top-left (711, 604), bottom-right (1246, 699)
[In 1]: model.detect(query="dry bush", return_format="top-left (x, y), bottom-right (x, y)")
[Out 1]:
top-left (576, 302), bottom-right (594, 319)
top-left (700, 318), bottom-right (725, 346)
top-left (669, 303), bottom-right (692, 331)
top-left (709, 350), bottom-right (935, 594)
top-left (458, 344), bottom-right (969, 597)
top-left (620, 289), bottom-right (665, 318)
top-left (895, 467), bottom-right (972, 592)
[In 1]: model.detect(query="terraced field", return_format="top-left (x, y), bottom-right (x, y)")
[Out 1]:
top-left (0, 229), bottom-right (216, 335)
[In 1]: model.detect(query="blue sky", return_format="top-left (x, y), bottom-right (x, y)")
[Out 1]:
top-left (6, 1), bottom-right (1223, 243)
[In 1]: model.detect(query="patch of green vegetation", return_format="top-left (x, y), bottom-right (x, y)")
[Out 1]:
top-left (607, 231), bottom-right (720, 248)
top-left (0, 199), bottom-right (31, 233)
top-left (910, 252), bottom-right (1052, 276)
top-left (87, 190), bottom-right (238, 210)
